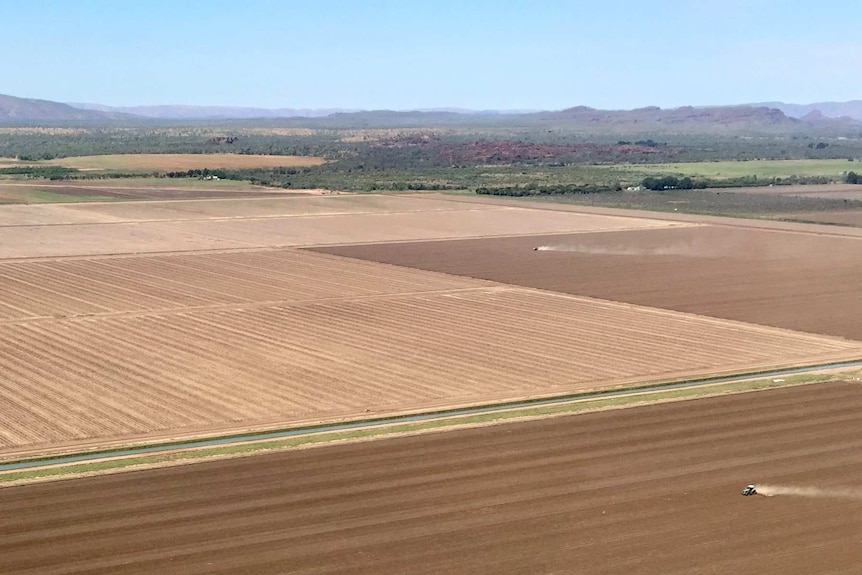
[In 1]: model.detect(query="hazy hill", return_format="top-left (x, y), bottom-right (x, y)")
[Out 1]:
top-left (275, 105), bottom-right (859, 133)
top-left (536, 105), bottom-right (800, 129)
top-left (67, 100), bottom-right (862, 125)
top-left (67, 103), bottom-right (540, 120)
top-left (2, 92), bottom-right (860, 134)
top-left (752, 100), bottom-right (862, 121)
top-left (0, 94), bottom-right (138, 123)
top-left (69, 103), bottom-right (355, 119)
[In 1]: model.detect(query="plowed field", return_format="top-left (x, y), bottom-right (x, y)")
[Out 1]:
top-left (318, 225), bottom-right (862, 341)
top-left (3, 277), bottom-right (858, 454)
top-left (3, 382), bottom-right (862, 575)
top-left (0, 195), bottom-right (691, 258)
top-left (782, 210), bottom-right (862, 227)
top-left (47, 153), bottom-right (326, 170)
top-left (732, 183), bottom-right (862, 200)
top-left (0, 250), bottom-right (486, 320)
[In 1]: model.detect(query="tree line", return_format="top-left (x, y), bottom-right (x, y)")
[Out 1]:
top-left (476, 183), bottom-right (619, 196)
top-left (641, 174), bottom-right (835, 190)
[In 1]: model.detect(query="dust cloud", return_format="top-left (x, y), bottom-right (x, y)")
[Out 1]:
top-left (534, 242), bottom-right (711, 257)
top-left (755, 485), bottom-right (862, 501)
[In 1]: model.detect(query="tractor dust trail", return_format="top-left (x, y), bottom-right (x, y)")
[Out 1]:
top-left (534, 243), bottom-right (708, 256)
top-left (756, 485), bottom-right (862, 500)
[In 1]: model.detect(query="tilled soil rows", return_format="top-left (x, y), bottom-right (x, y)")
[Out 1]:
top-left (0, 195), bottom-right (688, 258)
top-left (316, 224), bottom-right (862, 341)
top-left (0, 282), bottom-right (858, 454)
top-left (3, 382), bottom-right (862, 574)
top-left (0, 249), bottom-right (486, 321)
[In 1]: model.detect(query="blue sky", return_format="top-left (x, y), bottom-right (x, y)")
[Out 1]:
top-left (2, 0), bottom-right (860, 110)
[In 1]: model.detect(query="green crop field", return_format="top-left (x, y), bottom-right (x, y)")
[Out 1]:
top-left (608, 159), bottom-right (857, 180)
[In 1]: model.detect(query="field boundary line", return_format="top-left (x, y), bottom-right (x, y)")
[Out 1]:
top-left (0, 207), bottom-right (513, 229)
top-left (297, 222), bottom-right (701, 249)
top-left (422, 193), bottom-right (862, 239)
top-left (506, 285), bottom-right (862, 346)
top-left (0, 286), bottom-right (511, 326)
top-left (2, 360), bottom-right (860, 477)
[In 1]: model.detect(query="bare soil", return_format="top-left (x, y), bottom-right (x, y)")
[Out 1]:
top-left (0, 195), bottom-right (686, 258)
top-left (728, 183), bottom-right (862, 200)
top-left (1, 248), bottom-right (857, 454)
top-left (780, 209), bottom-right (862, 227)
top-left (46, 153), bottom-right (325, 171)
top-left (317, 225), bottom-right (862, 341)
top-left (1, 194), bottom-right (861, 454)
top-left (3, 382), bottom-right (861, 574)
top-left (422, 193), bottom-right (862, 237)
top-left (0, 181), bottom-right (308, 203)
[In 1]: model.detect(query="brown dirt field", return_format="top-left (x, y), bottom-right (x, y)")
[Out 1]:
top-left (26, 186), bottom-right (305, 201)
top-left (318, 224), bottom-right (862, 341)
top-left (0, 195), bottom-right (487, 225)
top-left (0, 194), bottom-right (400, 226)
top-left (163, 206), bottom-right (683, 248)
top-left (0, 276), bottom-right (858, 455)
top-left (0, 221), bottom-right (262, 258)
top-left (780, 210), bottom-right (862, 227)
top-left (726, 183), bottom-right (862, 200)
top-left (417, 192), bottom-right (862, 239)
top-left (46, 153), bottom-right (325, 171)
top-left (0, 181), bottom-right (307, 203)
top-left (0, 203), bottom-right (122, 226)
top-left (60, 194), bottom-right (509, 221)
top-left (0, 249), bottom-right (487, 320)
top-left (0, 195), bottom-right (690, 258)
top-left (3, 382), bottom-right (862, 575)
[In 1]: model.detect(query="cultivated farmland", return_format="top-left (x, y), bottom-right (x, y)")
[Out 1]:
top-left (1, 192), bottom-right (860, 459)
top-left (0, 179), bottom-right (307, 204)
top-left (44, 153), bottom-right (326, 171)
top-left (780, 209), bottom-right (862, 227)
top-left (4, 268), bottom-right (857, 454)
top-left (4, 383), bottom-right (862, 574)
top-left (319, 224), bottom-right (862, 341)
top-left (2, 188), bottom-right (862, 575)
top-left (723, 183), bottom-right (862, 200)
top-left (2, 193), bottom-right (861, 456)
top-left (608, 158), bottom-right (858, 180)
top-left (0, 194), bottom-right (691, 258)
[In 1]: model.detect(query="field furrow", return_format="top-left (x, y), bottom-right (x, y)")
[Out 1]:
top-left (318, 225), bottom-right (862, 341)
top-left (2, 194), bottom-right (860, 461)
top-left (4, 384), bottom-right (862, 575)
top-left (1, 287), bottom-right (858, 454)
top-left (0, 249), bottom-right (489, 321)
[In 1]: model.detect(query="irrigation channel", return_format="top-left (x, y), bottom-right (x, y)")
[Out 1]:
top-left (3, 359), bottom-right (861, 473)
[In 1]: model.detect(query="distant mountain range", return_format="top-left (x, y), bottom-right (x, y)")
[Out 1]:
top-left (0, 94), bottom-right (138, 123)
top-left (67, 103), bottom-right (355, 120)
top-left (67, 103), bottom-right (542, 120)
top-left (68, 100), bottom-right (862, 122)
top-left (1, 93), bottom-right (860, 132)
top-left (751, 101), bottom-right (862, 121)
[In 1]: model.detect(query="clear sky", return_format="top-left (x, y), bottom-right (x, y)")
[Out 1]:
top-left (2, 0), bottom-right (860, 110)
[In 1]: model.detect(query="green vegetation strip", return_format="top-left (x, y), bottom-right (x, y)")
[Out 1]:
top-left (607, 159), bottom-right (856, 179)
top-left (0, 189), bottom-right (123, 204)
top-left (0, 373), bottom-right (837, 486)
